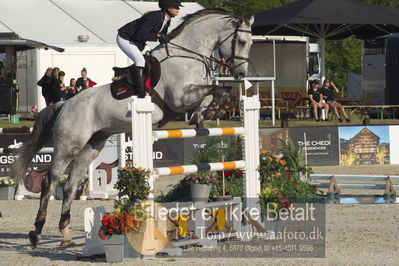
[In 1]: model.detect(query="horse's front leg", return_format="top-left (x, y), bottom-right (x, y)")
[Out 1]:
top-left (59, 170), bottom-right (80, 247)
top-left (29, 158), bottom-right (71, 247)
top-left (187, 84), bottom-right (233, 127)
top-left (59, 138), bottom-right (107, 246)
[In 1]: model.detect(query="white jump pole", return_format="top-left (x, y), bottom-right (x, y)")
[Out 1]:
top-left (117, 133), bottom-right (126, 169)
top-left (241, 95), bottom-right (261, 210)
top-left (130, 96), bottom-right (155, 198)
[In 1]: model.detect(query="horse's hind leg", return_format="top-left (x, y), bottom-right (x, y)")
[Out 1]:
top-left (29, 154), bottom-right (73, 247)
top-left (59, 137), bottom-right (107, 246)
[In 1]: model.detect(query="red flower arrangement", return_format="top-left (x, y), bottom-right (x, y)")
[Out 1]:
top-left (98, 211), bottom-right (134, 240)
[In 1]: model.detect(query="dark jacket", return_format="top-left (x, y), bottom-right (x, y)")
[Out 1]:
top-left (37, 75), bottom-right (52, 98)
top-left (308, 88), bottom-right (322, 103)
top-left (49, 77), bottom-right (63, 103)
top-left (118, 10), bottom-right (170, 51)
top-left (320, 87), bottom-right (334, 102)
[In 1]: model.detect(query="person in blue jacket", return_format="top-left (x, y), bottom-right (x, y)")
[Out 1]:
top-left (117, 0), bottom-right (183, 98)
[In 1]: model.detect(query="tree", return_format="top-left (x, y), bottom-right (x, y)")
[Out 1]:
top-left (195, 0), bottom-right (295, 15)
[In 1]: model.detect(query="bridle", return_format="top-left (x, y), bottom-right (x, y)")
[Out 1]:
top-left (214, 19), bottom-right (252, 70)
top-left (159, 18), bottom-right (252, 75)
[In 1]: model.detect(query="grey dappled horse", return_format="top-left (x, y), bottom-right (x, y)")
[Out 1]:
top-left (11, 9), bottom-right (254, 247)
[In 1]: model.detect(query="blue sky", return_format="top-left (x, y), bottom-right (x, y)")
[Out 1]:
top-left (339, 126), bottom-right (390, 143)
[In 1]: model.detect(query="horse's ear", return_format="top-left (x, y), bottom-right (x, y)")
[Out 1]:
top-left (242, 15), bottom-right (254, 26)
top-left (248, 15), bottom-right (254, 25)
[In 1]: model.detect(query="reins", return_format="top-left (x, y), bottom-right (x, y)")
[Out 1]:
top-left (159, 19), bottom-right (252, 75)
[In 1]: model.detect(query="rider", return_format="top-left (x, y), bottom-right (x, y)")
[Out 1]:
top-left (116, 0), bottom-right (183, 98)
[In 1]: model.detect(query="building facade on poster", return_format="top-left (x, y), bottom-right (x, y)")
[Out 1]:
top-left (339, 126), bottom-right (390, 165)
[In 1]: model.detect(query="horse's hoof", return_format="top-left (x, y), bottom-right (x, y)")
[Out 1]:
top-left (188, 112), bottom-right (203, 126)
top-left (60, 240), bottom-right (75, 247)
top-left (28, 231), bottom-right (39, 247)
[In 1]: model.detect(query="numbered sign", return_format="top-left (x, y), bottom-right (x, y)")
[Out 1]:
top-left (91, 170), bottom-right (107, 199)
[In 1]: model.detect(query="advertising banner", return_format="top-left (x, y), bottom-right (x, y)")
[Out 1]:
top-left (259, 128), bottom-right (289, 154)
top-left (90, 134), bottom-right (185, 196)
top-left (0, 133), bottom-right (53, 197)
top-left (124, 134), bottom-right (184, 167)
top-left (183, 136), bottom-right (239, 165)
top-left (339, 126), bottom-right (390, 165)
top-left (390, 126), bottom-right (399, 164)
top-left (289, 127), bottom-right (340, 166)
top-left (0, 133), bottom-right (52, 177)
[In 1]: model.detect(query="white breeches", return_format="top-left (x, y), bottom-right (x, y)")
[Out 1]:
top-left (116, 34), bottom-right (145, 67)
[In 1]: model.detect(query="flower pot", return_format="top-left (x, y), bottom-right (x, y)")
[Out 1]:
top-left (191, 183), bottom-right (211, 202)
top-left (103, 234), bottom-right (141, 262)
top-left (0, 186), bottom-right (16, 200)
top-left (262, 212), bottom-right (280, 233)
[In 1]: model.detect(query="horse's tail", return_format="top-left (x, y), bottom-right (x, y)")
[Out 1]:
top-left (11, 103), bottom-right (64, 184)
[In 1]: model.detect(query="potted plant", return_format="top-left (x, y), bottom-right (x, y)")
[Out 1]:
top-left (211, 169), bottom-right (244, 201)
top-left (98, 205), bottom-right (149, 262)
top-left (99, 166), bottom-right (151, 262)
top-left (184, 172), bottom-right (218, 202)
top-left (0, 177), bottom-right (16, 200)
top-left (258, 186), bottom-right (292, 232)
top-left (258, 146), bottom-right (317, 233)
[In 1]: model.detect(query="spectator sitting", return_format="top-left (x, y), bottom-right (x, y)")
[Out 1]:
top-left (321, 79), bottom-right (350, 122)
top-left (76, 67), bottom-right (96, 91)
top-left (37, 67), bottom-right (53, 106)
top-left (308, 80), bottom-right (329, 121)
top-left (65, 78), bottom-right (78, 100)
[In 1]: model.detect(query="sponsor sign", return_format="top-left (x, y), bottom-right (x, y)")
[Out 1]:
top-left (289, 127), bottom-right (339, 166)
top-left (0, 133), bottom-right (52, 177)
top-left (183, 136), bottom-right (238, 165)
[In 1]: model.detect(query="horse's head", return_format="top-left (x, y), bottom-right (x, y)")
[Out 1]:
top-left (218, 15), bottom-right (254, 80)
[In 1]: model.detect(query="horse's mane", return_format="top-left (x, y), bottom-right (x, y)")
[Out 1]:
top-left (167, 8), bottom-right (237, 40)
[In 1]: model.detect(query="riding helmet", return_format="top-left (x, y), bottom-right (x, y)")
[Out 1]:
top-left (158, 0), bottom-right (184, 9)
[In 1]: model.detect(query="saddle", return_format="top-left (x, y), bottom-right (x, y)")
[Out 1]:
top-left (110, 55), bottom-right (161, 100)
top-left (24, 169), bottom-right (48, 193)
top-left (95, 159), bottom-right (119, 184)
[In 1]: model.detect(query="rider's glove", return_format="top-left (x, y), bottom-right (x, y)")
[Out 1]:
top-left (158, 33), bottom-right (170, 44)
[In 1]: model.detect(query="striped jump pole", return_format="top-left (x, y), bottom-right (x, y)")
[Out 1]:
top-left (155, 160), bottom-right (246, 176)
top-left (0, 127), bottom-right (32, 134)
top-left (0, 147), bottom-right (54, 154)
top-left (153, 127), bottom-right (245, 140)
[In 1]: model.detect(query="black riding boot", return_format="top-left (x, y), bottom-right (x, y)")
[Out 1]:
top-left (133, 66), bottom-right (146, 98)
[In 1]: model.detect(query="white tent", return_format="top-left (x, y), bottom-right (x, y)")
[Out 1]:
top-left (0, 0), bottom-right (203, 111)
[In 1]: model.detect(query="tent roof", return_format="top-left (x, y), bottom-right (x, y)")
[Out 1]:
top-left (253, 0), bottom-right (399, 39)
top-left (0, 0), bottom-right (203, 45)
top-left (0, 32), bottom-right (64, 52)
